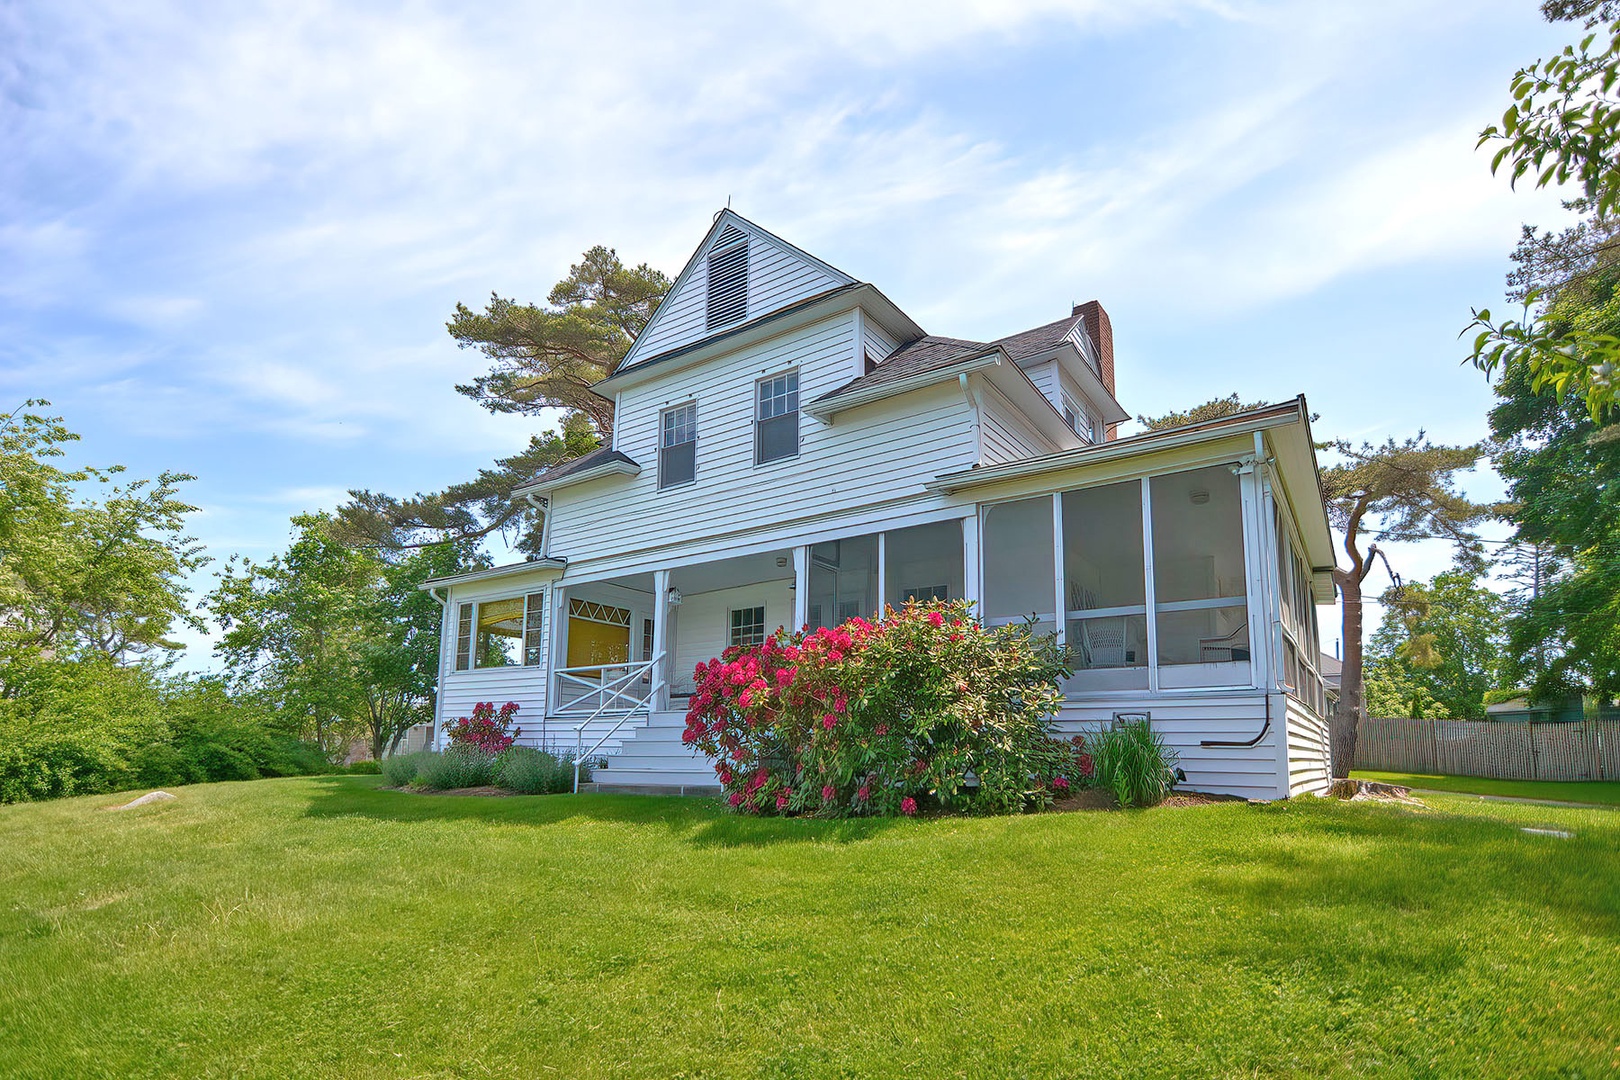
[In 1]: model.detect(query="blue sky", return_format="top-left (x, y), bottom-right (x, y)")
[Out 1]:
top-left (0, 0), bottom-right (1576, 666)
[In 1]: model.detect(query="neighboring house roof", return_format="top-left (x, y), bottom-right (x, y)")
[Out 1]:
top-left (1319, 652), bottom-right (1342, 690)
top-left (514, 447), bottom-right (640, 497)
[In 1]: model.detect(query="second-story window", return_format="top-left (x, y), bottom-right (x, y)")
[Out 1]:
top-left (660, 403), bottom-right (697, 488)
top-left (1062, 393), bottom-right (1095, 445)
top-left (755, 371), bottom-right (799, 465)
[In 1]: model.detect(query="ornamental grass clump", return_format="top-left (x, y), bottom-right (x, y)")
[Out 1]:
top-left (497, 747), bottom-right (586, 794)
top-left (1087, 719), bottom-right (1178, 808)
top-left (412, 746), bottom-right (497, 790)
top-left (682, 599), bottom-right (1071, 817)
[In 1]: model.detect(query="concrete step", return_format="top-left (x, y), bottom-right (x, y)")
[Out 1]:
top-left (579, 781), bottom-right (721, 797)
top-left (588, 766), bottom-right (721, 788)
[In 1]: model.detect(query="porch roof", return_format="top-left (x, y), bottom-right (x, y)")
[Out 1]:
top-left (418, 557), bottom-right (566, 591)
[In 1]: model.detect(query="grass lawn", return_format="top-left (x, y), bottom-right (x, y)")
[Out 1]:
top-left (2, 780), bottom-right (1617, 1079)
top-left (1354, 769), bottom-right (1620, 807)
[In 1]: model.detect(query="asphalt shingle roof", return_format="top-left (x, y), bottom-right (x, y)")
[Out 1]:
top-left (811, 335), bottom-right (993, 405)
top-left (990, 314), bottom-right (1084, 362)
top-left (521, 446), bottom-right (638, 489)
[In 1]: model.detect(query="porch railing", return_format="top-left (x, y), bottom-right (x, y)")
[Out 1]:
top-left (553, 661), bottom-right (661, 717)
top-left (563, 654), bottom-right (666, 793)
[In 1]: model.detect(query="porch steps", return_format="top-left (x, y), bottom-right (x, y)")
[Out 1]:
top-left (585, 715), bottom-right (720, 793)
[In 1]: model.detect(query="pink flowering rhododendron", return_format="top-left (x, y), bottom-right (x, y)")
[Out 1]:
top-left (446, 701), bottom-right (520, 754)
top-left (682, 599), bottom-right (1071, 817)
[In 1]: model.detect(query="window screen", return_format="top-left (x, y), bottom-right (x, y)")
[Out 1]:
top-left (755, 371), bottom-right (799, 464)
top-left (660, 403), bottom-right (697, 488)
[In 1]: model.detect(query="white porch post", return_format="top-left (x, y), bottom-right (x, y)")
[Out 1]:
top-left (1051, 493), bottom-right (1066, 648)
top-left (792, 545), bottom-right (810, 630)
top-left (651, 568), bottom-right (671, 712)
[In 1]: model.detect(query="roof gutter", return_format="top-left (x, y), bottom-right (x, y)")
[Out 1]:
top-left (418, 558), bottom-right (568, 591)
top-left (926, 398), bottom-right (1306, 494)
top-left (806, 351), bottom-right (1004, 422)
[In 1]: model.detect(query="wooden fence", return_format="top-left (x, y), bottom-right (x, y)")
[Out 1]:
top-left (1355, 717), bottom-right (1620, 781)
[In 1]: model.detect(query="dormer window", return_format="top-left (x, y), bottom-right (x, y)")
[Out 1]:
top-left (705, 232), bottom-right (749, 330)
top-left (1062, 393), bottom-right (1095, 445)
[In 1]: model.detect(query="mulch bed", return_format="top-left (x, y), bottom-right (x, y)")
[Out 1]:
top-left (1047, 788), bottom-right (1246, 813)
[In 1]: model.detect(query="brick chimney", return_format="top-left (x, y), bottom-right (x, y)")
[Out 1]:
top-left (1072, 300), bottom-right (1117, 439)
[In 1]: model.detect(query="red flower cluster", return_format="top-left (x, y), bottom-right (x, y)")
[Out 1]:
top-left (447, 701), bottom-right (520, 754)
top-left (683, 599), bottom-right (1072, 817)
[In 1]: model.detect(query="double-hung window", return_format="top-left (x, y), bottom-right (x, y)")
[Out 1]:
top-left (729, 606), bottom-right (766, 648)
top-left (1062, 393), bottom-right (1094, 444)
top-left (755, 371), bottom-right (799, 464)
top-left (660, 403), bottom-right (697, 488)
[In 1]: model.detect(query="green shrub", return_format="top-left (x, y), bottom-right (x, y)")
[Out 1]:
top-left (380, 751), bottom-right (428, 787)
top-left (1087, 720), bottom-right (1178, 808)
top-left (412, 747), bottom-right (497, 790)
top-left (344, 760), bottom-right (382, 775)
top-left (497, 747), bottom-right (585, 794)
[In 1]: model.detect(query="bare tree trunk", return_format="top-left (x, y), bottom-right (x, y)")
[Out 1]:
top-left (1332, 567), bottom-right (1365, 778)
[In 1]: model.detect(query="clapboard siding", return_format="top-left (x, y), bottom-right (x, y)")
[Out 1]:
top-left (626, 227), bottom-right (846, 366)
top-left (1025, 360), bottom-right (1061, 411)
top-left (863, 319), bottom-right (899, 364)
top-left (1284, 696), bottom-right (1332, 796)
top-left (980, 386), bottom-right (1050, 464)
top-left (1056, 693), bottom-right (1285, 800)
top-left (550, 314), bottom-right (978, 566)
top-left (670, 581), bottom-right (794, 695)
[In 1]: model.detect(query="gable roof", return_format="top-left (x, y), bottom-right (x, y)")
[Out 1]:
top-left (617, 209), bottom-right (859, 370)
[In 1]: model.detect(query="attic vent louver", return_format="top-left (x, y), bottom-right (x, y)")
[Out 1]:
top-left (705, 227), bottom-right (749, 330)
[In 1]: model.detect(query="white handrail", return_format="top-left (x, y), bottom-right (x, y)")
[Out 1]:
top-left (553, 661), bottom-right (658, 716)
top-left (571, 653), bottom-right (665, 793)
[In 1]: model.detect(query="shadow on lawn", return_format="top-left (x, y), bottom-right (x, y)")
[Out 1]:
top-left (296, 775), bottom-right (903, 849)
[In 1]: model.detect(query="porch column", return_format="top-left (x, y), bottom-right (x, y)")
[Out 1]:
top-left (651, 568), bottom-right (671, 712)
top-left (792, 545), bottom-right (810, 630)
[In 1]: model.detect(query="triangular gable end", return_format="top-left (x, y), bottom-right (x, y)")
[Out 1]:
top-left (619, 209), bottom-right (858, 369)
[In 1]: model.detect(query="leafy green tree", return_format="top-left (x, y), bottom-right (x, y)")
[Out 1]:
top-left (337, 246), bottom-right (666, 552)
top-left (1469, 4), bottom-right (1620, 416)
top-left (209, 515), bottom-right (483, 760)
top-left (1364, 566), bottom-right (1509, 720)
top-left (1490, 355), bottom-right (1620, 700)
top-left (0, 402), bottom-right (204, 676)
top-left (1364, 660), bottom-right (1451, 720)
top-left (1320, 438), bottom-right (1500, 773)
top-left (1137, 394), bottom-right (1268, 432)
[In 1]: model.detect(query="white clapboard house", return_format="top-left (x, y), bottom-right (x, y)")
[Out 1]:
top-left (421, 210), bottom-right (1337, 800)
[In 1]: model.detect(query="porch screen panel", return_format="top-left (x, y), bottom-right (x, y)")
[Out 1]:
top-left (883, 520), bottom-right (964, 611)
top-left (982, 497), bottom-right (1056, 634)
top-left (807, 535), bottom-right (878, 630)
top-left (474, 597), bottom-right (524, 668)
top-left (1150, 465), bottom-right (1250, 687)
top-left (1062, 481), bottom-right (1148, 691)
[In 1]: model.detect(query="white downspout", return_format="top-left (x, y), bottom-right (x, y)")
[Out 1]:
top-left (959, 372), bottom-right (984, 463)
top-left (525, 492), bottom-right (551, 558)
